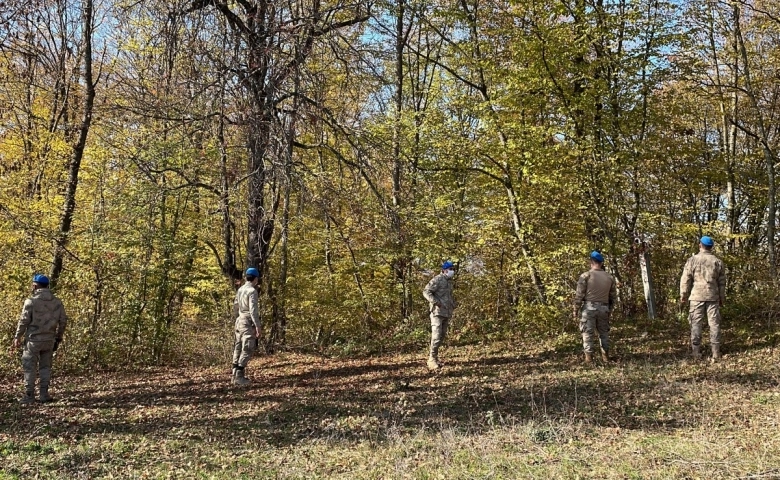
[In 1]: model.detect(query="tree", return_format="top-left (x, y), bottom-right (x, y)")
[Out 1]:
top-left (50, 0), bottom-right (97, 286)
top-left (182, 0), bottom-right (370, 287)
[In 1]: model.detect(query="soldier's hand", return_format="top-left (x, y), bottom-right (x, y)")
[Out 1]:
top-left (12, 337), bottom-right (21, 350)
top-left (679, 296), bottom-right (686, 305)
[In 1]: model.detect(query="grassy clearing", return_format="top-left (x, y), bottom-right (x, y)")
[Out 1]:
top-left (1, 320), bottom-right (779, 479)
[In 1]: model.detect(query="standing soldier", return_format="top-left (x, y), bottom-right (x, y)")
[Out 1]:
top-left (423, 260), bottom-right (456, 370)
top-left (231, 267), bottom-right (262, 385)
top-left (680, 236), bottom-right (726, 362)
top-left (573, 252), bottom-right (617, 363)
top-left (12, 274), bottom-right (68, 404)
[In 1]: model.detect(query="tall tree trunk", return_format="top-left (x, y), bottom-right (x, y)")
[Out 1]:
top-left (734, 3), bottom-right (777, 277)
top-left (709, 0), bottom-right (739, 253)
top-left (270, 70), bottom-right (300, 349)
top-left (181, 0), bottom-right (368, 287)
top-left (457, 0), bottom-right (547, 303)
top-left (505, 181), bottom-right (547, 303)
top-left (50, 0), bottom-right (95, 286)
top-left (246, 108), bottom-right (274, 281)
top-left (218, 98), bottom-right (241, 283)
top-left (392, 0), bottom-right (414, 320)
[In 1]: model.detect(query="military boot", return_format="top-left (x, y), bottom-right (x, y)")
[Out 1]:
top-left (39, 385), bottom-right (53, 404)
top-left (691, 345), bottom-right (702, 360)
top-left (21, 372), bottom-right (36, 404)
top-left (600, 348), bottom-right (610, 362)
top-left (233, 367), bottom-right (250, 386)
top-left (427, 357), bottom-right (441, 371)
top-left (584, 352), bottom-right (593, 363)
top-left (710, 345), bottom-right (721, 363)
top-left (20, 390), bottom-right (35, 405)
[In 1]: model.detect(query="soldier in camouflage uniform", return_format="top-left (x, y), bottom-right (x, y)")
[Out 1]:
top-left (423, 260), bottom-right (456, 370)
top-left (12, 274), bottom-right (68, 404)
top-left (680, 236), bottom-right (726, 362)
top-left (573, 252), bottom-right (616, 363)
top-left (231, 267), bottom-right (262, 385)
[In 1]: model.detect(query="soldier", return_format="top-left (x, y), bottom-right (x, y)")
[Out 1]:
top-left (231, 267), bottom-right (263, 385)
top-left (12, 274), bottom-right (68, 404)
top-left (573, 251), bottom-right (616, 363)
top-left (423, 260), bottom-right (456, 370)
top-left (679, 236), bottom-right (726, 362)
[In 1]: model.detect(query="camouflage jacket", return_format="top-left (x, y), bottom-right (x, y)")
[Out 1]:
top-left (574, 269), bottom-right (617, 310)
top-left (423, 273), bottom-right (455, 318)
top-left (15, 288), bottom-right (68, 342)
top-left (680, 251), bottom-right (726, 303)
top-left (233, 281), bottom-right (261, 331)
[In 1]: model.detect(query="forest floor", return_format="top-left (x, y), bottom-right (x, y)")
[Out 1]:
top-left (1, 319), bottom-right (779, 479)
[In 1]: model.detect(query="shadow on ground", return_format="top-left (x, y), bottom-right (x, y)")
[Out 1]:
top-left (1, 322), bottom-right (778, 449)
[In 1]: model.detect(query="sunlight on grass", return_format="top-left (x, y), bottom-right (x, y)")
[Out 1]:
top-left (1, 322), bottom-right (779, 479)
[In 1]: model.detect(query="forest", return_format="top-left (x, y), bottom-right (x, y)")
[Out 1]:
top-left (2, 0), bottom-right (780, 369)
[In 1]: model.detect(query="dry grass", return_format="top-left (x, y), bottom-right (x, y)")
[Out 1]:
top-left (1, 321), bottom-right (779, 479)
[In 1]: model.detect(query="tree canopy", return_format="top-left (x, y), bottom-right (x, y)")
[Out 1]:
top-left (2, 0), bottom-right (779, 367)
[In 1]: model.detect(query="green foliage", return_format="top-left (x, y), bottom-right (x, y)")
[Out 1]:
top-left (1, 0), bottom-right (780, 368)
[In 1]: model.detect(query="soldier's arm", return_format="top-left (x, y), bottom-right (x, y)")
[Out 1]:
top-left (573, 273), bottom-right (588, 316)
top-left (422, 277), bottom-right (440, 305)
top-left (14, 299), bottom-right (33, 341)
top-left (718, 260), bottom-right (726, 304)
top-left (679, 257), bottom-right (694, 300)
top-left (608, 277), bottom-right (617, 312)
top-left (248, 289), bottom-right (262, 332)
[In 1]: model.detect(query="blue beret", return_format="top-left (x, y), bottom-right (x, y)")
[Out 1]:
top-left (245, 267), bottom-right (260, 277)
top-left (589, 251), bottom-right (604, 263)
top-left (700, 236), bottom-right (714, 247)
top-left (33, 274), bottom-right (50, 285)
top-left (441, 261), bottom-right (454, 270)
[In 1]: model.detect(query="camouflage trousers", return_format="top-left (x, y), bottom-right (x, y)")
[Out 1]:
top-left (579, 302), bottom-right (610, 354)
top-left (22, 340), bottom-right (55, 393)
top-left (689, 300), bottom-right (721, 347)
top-left (429, 315), bottom-right (450, 360)
top-left (232, 324), bottom-right (258, 368)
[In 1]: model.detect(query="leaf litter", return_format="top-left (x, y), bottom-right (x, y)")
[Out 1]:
top-left (0, 323), bottom-right (779, 478)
